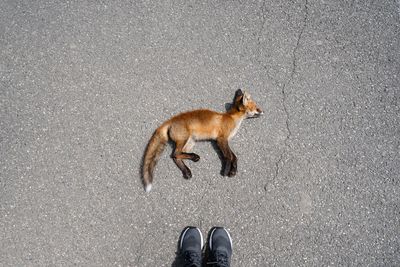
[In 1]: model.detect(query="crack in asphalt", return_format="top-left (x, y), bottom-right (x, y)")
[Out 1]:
top-left (257, 0), bottom-right (267, 44)
top-left (135, 236), bottom-right (146, 266)
top-left (290, 0), bottom-right (309, 83)
top-left (265, 0), bottom-right (309, 191)
top-left (256, 0), bottom-right (278, 83)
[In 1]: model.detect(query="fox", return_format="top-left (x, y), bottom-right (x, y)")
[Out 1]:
top-left (141, 89), bottom-right (263, 192)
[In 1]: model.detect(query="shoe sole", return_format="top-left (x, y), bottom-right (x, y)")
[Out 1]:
top-left (179, 226), bottom-right (204, 250)
top-left (208, 227), bottom-right (233, 251)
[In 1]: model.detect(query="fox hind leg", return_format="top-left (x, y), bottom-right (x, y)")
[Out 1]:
top-left (182, 137), bottom-right (195, 152)
top-left (174, 138), bottom-right (200, 162)
top-left (172, 139), bottom-right (199, 179)
top-left (182, 138), bottom-right (200, 162)
top-left (173, 158), bottom-right (192, 179)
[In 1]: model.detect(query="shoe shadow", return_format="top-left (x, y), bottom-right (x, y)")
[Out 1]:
top-left (171, 251), bottom-right (183, 267)
top-left (170, 228), bottom-right (186, 267)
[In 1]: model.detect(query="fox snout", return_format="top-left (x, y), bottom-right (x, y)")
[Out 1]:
top-left (247, 107), bottom-right (263, 119)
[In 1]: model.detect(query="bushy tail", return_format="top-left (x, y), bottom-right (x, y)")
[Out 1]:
top-left (142, 123), bottom-right (169, 192)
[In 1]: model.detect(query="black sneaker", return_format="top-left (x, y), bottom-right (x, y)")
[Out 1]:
top-left (179, 226), bottom-right (204, 267)
top-left (207, 227), bottom-right (233, 267)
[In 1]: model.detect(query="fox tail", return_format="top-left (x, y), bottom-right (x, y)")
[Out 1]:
top-left (141, 122), bottom-right (169, 192)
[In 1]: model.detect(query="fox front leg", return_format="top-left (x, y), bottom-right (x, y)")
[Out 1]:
top-left (216, 138), bottom-right (237, 177)
top-left (229, 152), bottom-right (237, 177)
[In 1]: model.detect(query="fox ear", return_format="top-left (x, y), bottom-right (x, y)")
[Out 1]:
top-left (234, 89), bottom-right (244, 104)
top-left (235, 89), bottom-right (243, 98)
top-left (242, 91), bottom-right (251, 105)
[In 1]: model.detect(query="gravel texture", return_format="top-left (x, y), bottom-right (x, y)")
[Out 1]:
top-left (1, 0), bottom-right (399, 266)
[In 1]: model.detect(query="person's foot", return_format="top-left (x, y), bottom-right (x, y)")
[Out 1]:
top-left (207, 227), bottom-right (233, 267)
top-left (179, 226), bottom-right (203, 267)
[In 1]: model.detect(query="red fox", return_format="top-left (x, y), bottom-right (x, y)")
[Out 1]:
top-left (141, 89), bottom-right (263, 192)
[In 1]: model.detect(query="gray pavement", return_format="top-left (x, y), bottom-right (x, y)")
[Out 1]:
top-left (1, 0), bottom-right (399, 266)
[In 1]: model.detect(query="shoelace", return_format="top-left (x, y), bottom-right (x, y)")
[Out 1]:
top-left (207, 251), bottom-right (229, 267)
top-left (183, 250), bottom-right (201, 267)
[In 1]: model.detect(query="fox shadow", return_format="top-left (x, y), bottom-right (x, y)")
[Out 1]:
top-left (210, 140), bottom-right (230, 176)
top-left (224, 102), bottom-right (233, 112)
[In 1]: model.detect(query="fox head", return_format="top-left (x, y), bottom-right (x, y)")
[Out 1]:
top-left (232, 89), bottom-right (263, 118)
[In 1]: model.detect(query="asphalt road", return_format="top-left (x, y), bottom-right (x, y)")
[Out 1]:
top-left (1, 1), bottom-right (399, 266)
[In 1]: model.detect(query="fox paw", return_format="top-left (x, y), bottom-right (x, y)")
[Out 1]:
top-left (191, 154), bottom-right (200, 162)
top-left (228, 169), bottom-right (237, 177)
top-left (183, 169), bottom-right (192, 179)
top-left (228, 163), bottom-right (237, 177)
top-left (222, 162), bottom-right (232, 177)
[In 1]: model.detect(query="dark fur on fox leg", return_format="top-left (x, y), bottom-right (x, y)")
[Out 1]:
top-left (186, 153), bottom-right (200, 162)
top-left (223, 160), bottom-right (232, 177)
top-left (172, 152), bottom-right (200, 162)
top-left (223, 157), bottom-right (237, 177)
top-left (228, 154), bottom-right (237, 177)
top-left (172, 158), bottom-right (192, 179)
top-left (217, 138), bottom-right (237, 177)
